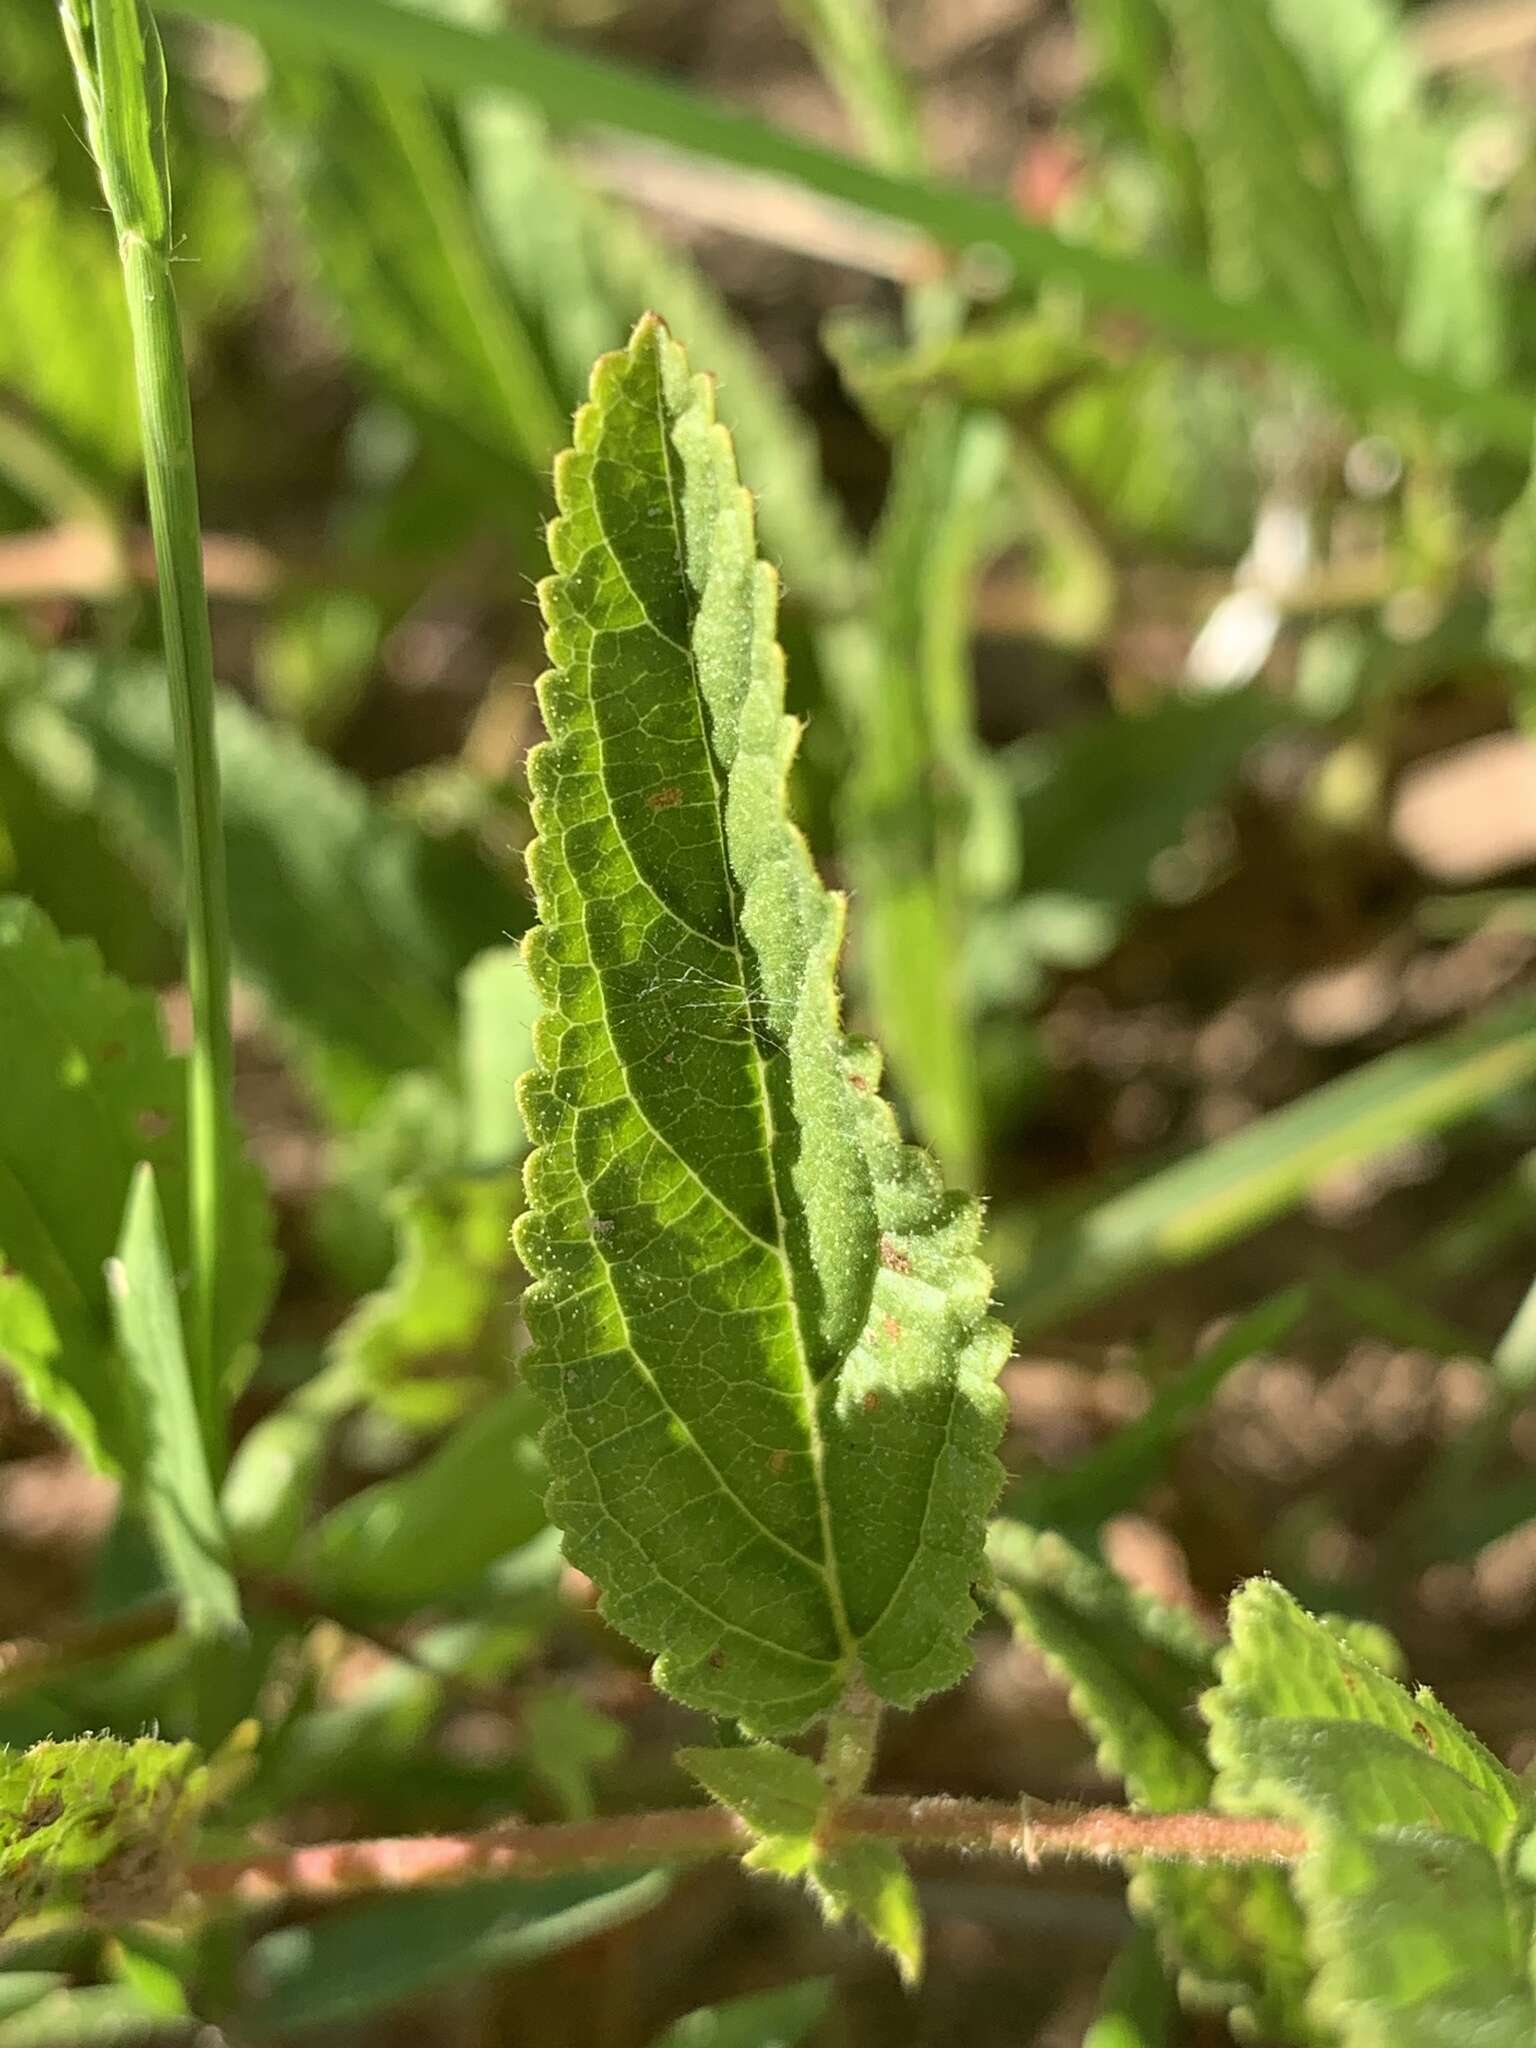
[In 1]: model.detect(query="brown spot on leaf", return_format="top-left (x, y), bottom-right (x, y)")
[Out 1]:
top-left (17, 1793), bottom-right (63, 1837)
top-left (646, 786), bottom-right (683, 811)
top-left (849, 1072), bottom-right (869, 1092)
top-left (1412, 1720), bottom-right (1436, 1752)
top-left (879, 1236), bottom-right (912, 1275)
top-left (862, 1391), bottom-right (880, 1415)
top-left (707, 1648), bottom-right (726, 1670)
top-left (769, 1449), bottom-right (790, 1476)
top-left (136, 1109), bottom-right (171, 1142)
top-left (882, 1315), bottom-right (901, 1343)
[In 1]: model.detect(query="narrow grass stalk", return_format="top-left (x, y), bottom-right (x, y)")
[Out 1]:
top-left (61, 0), bottom-right (232, 1454)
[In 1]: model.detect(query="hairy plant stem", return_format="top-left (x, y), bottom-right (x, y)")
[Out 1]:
top-left (64, 0), bottom-right (234, 1457)
top-left (819, 1676), bottom-right (883, 1802)
top-left (189, 1798), bottom-right (1304, 1905)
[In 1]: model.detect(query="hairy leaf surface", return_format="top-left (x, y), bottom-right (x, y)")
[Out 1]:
top-left (517, 317), bottom-right (1007, 1734)
top-left (0, 1739), bottom-right (206, 1932)
top-left (1206, 1580), bottom-right (1531, 2047)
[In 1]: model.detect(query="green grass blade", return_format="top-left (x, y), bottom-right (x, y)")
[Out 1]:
top-left (775, 0), bottom-right (924, 172)
top-left (517, 317), bottom-right (1007, 1734)
top-left (62, 0), bottom-right (234, 1443)
top-left (999, 995), bottom-right (1536, 1337)
top-left (268, 60), bottom-right (564, 476)
top-left (842, 406), bottom-right (1008, 1181)
top-left (158, 0), bottom-right (1535, 449)
top-left (106, 1164), bottom-right (241, 1637)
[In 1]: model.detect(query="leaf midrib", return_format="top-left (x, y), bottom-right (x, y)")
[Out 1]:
top-left (642, 353), bottom-right (855, 1663)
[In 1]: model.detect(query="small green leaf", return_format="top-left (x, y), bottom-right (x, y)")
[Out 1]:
top-left (298, 1387), bottom-right (546, 1608)
top-left (0, 898), bottom-right (273, 1469)
top-left (806, 1840), bottom-right (922, 1987)
top-left (0, 1739), bottom-right (206, 1933)
top-left (648, 1979), bottom-right (831, 2048)
top-left (221, 1401), bottom-right (333, 1573)
top-left (677, 1745), bottom-right (824, 1850)
top-left (106, 1164), bottom-right (240, 1638)
top-left (677, 1746), bottom-right (921, 1983)
top-left (517, 315), bottom-right (1007, 1735)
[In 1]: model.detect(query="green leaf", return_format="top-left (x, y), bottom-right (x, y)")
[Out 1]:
top-left (517, 316), bottom-right (1008, 1734)
top-left (242, 1871), bottom-right (668, 2037)
top-left (986, 1525), bottom-right (1216, 1806)
top-left (1205, 1581), bottom-right (1531, 2047)
top-left (806, 1840), bottom-right (922, 1987)
top-left (0, 898), bottom-right (273, 1469)
top-left (648, 1979), bottom-right (832, 2048)
top-left (677, 1744), bottom-right (825, 1851)
top-left (328, 1172), bottom-right (521, 1427)
top-left (986, 1527), bottom-right (1313, 2038)
top-left (677, 1747), bottom-right (920, 1984)
top-left (0, 1738), bottom-right (206, 1932)
top-left (839, 405), bottom-right (1009, 1182)
top-left (106, 1165), bottom-right (240, 1637)
top-left (158, 0), bottom-right (1536, 448)
top-left (298, 1386), bottom-right (546, 1608)
top-left (999, 994), bottom-right (1536, 1337)
top-left (1208, 1580), bottom-right (1518, 1833)
top-left (5, 651), bottom-right (517, 1124)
